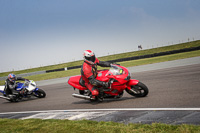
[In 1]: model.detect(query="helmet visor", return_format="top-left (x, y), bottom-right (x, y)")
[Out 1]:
top-left (85, 55), bottom-right (96, 62)
top-left (9, 77), bottom-right (16, 82)
top-left (91, 55), bottom-right (96, 62)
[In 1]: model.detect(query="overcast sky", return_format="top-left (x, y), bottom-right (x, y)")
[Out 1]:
top-left (0, 0), bottom-right (200, 72)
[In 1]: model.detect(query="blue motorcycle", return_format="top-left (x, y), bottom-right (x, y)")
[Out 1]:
top-left (0, 80), bottom-right (46, 102)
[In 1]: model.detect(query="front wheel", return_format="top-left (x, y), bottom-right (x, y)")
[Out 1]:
top-left (33, 89), bottom-right (46, 98)
top-left (126, 82), bottom-right (149, 97)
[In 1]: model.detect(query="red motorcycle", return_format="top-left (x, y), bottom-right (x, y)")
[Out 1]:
top-left (68, 64), bottom-right (149, 101)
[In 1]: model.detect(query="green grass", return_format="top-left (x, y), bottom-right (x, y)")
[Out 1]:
top-left (0, 40), bottom-right (200, 78)
top-left (0, 118), bottom-right (200, 133)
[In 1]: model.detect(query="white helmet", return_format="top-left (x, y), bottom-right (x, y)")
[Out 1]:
top-left (83, 50), bottom-right (96, 64)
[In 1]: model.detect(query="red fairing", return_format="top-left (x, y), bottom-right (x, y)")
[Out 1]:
top-left (126, 79), bottom-right (139, 90)
top-left (68, 76), bottom-right (86, 90)
top-left (96, 69), bottom-right (109, 82)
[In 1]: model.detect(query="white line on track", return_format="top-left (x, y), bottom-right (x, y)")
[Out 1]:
top-left (0, 108), bottom-right (200, 115)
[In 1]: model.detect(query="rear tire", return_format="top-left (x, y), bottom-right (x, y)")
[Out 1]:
top-left (126, 82), bottom-right (149, 97)
top-left (34, 89), bottom-right (46, 98)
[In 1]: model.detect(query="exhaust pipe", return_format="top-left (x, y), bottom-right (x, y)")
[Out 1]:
top-left (72, 93), bottom-right (94, 100)
top-left (0, 95), bottom-right (11, 100)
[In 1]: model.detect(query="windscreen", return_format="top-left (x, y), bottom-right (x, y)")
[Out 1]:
top-left (108, 65), bottom-right (124, 75)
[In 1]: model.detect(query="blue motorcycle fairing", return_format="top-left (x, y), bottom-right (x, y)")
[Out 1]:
top-left (34, 88), bottom-right (39, 92)
top-left (0, 90), bottom-right (6, 95)
top-left (16, 83), bottom-right (27, 91)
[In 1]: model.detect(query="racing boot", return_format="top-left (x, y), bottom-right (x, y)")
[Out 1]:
top-left (7, 94), bottom-right (17, 102)
top-left (98, 87), bottom-right (104, 102)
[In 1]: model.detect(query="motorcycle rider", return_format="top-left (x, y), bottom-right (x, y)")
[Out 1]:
top-left (5, 73), bottom-right (29, 100)
top-left (80, 50), bottom-right (112, 101)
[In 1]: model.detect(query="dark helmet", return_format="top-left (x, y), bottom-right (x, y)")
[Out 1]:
top-left (83, 50), bottom-right (96, 64)
top-left (8, 73), bottom-right (16, 83)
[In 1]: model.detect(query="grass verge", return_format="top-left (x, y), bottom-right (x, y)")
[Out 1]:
top-left (0, 118), bottom-right (200, 133)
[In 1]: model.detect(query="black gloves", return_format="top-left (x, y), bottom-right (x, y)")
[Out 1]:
top-left (103, 79), bottom-right (114, 88)
top-left (103, 82), bottom-right (110, 88)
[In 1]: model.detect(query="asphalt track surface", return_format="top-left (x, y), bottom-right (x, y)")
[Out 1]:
top-left (0, 57), bottom-right (200, 124)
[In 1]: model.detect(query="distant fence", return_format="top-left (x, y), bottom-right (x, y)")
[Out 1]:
top-left (1, 46), bottom-right (200, 81)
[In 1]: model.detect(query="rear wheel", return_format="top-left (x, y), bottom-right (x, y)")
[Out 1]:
top-left (126, 82), bottom-right (148, 97)
top-left (34, 89), bottom-right (46, 98)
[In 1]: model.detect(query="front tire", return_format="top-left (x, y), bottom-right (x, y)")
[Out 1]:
top-left (126, 82), bottom-right (149, 97)
top-left (34, 89), bottom-right (46, 98)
